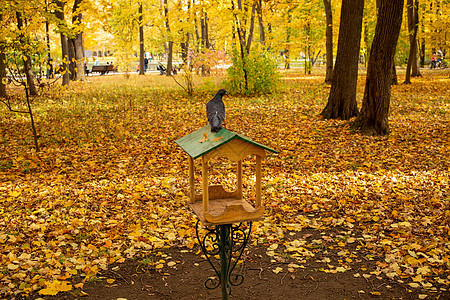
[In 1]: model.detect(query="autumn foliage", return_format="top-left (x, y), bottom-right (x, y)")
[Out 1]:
top-left (0, 70), bottom-right (449, 297)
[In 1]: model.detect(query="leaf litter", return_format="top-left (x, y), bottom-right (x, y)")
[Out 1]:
top-left (0, 72), bottom-right (449, 298)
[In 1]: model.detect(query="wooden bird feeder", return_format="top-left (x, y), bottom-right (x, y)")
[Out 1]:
top-left (175, 126), bottom-right (277, 226)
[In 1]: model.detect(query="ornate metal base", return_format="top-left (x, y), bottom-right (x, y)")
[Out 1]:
top-left (195, 221), bottom-right (252, 300)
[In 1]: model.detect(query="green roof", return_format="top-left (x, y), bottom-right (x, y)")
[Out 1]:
top-left (175, 125), bottom-right (277, 159)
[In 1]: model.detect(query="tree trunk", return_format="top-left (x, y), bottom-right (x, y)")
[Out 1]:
top-left (0, 49), bottom-right (6, 99)
top-left (323, 0), bottom-right (333, 83)
top-left (164, 0), bottom-right (173, 75)
top-left (405, 0), bottom-right (421, 81)
top-left (71, 0), bottom-right (85, 81)
top-left (392, 60), bottom-right (398, 85)
top-left (0, 14), bottom-right (6, 98)
top-left (16, 12), bottom-right (38, 96)
top-left (54, 0), bottom-right (70, 87)
top-left (71, 33), bottom-right (85, 81)
top-left (284, 9), bottom-right (293, 69)
top-left (257, 0), bottom-right (265, 47)
top-left (68, 39), bottom-right (76, 80)
top-left (353, 0), bottom-right (404, 136)
top-left (139, 2), bottom-right (145, 75)
top-left (320, 0), bottom-right (364, 120)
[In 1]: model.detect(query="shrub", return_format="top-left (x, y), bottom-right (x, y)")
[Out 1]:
top-left (225, 47), bottom-right (280, 95)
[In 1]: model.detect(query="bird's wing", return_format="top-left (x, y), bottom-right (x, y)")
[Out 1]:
top-left (206, 101), bottom-right (215, 121)
top-left (217, 101), bottom-right (225, 121)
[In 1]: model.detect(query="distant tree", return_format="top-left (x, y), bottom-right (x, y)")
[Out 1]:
top-left (139, 2), bottom-right (145, 76)
top-left (321, 0), bottom-right (364, 120)
top-left (353, 0), bottom-right (404, 136)
top-left (323, 0), bottom-right (333, 83)
top-left (16, 11), bottom-right (38, 95)
top-left (68, 0), bottom-right (86, 81)
top-left (0, 14), bottom-right (6, 99)
top-left (164, 0), bottom-right (173, 76)
top-left (405, 0), bottom-right (421, 84)
top-left (54, 0), bottom-right (70, 86)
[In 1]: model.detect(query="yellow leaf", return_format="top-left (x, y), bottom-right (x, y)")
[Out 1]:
top-left (39, 280), bottom-right (72, 295)
top-left (213, 136), bottom-right (224, 142)
top-left (9, 191), bottom-right (21, 198)
top-left (106, 279), bottom-right (115, 284)
top-left (273, 267), bottom-right (283, 274)
top-left (370, 291), bottom-right (381, 296)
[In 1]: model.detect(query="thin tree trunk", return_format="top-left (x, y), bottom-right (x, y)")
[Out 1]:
top-left (139, 2), bottom-right (145, 75)
top-left (0, 14), bottom-right (6, 98)
top-left (323, 0), bottom-right (333, 83)
top-left (54, 0), bottom-right (70, 86)
top-left (0, 50), bottom-right (6, 98)
top-left (246, 2), bottom-right (257, 53)
top-left (321, 0), bottom-right (364, 120)
top-left (164, 0), bottom-right (173, 75)
top-left (16, 12), bottom-right (38, 95)
top-left (353, 0), bottom-right (404, 136)
top-left (257, 0), bottom-right (265, 47)
top-left (405, 0), bottom-right (421, 81)
top-left (24, 87), bottom-right (39, 152)
top-left (284, 9), bottom-right (293, 69)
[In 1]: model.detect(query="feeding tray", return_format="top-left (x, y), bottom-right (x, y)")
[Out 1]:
top-left (175, 125), bottom-right (277, 226)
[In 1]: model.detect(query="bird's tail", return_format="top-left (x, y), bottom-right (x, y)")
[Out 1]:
top-left (210, 112), bottom-right (221, 132)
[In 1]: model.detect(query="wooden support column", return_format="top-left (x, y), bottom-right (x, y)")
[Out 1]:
top-left (255, 155), bottom-right (262, 208)
top-left (237, 160), bottom-right (243, 199)
top-left (202, 156), bottom-right (209, 213)
top-left (188, 156), bottom-right (195, 203)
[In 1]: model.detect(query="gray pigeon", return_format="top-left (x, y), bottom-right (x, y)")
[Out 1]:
top-left (206, 89), bottom-right (227, 132)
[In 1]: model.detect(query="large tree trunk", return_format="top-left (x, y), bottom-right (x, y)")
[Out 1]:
top-left (71, 33), bottom-right (85, 80)
top-left (139, 2), bottom-right (145, 75)
top-left (54, 0), bottom-right (70, 86)
top-left (70, 0), bottom-right (85, 81)
top-left (16, 12), bottom-right (38, 96)
top-left (320, 0), bottom-right (364, 120)
top-left (323, 0), bottom-right (333, 83)
top-left (353, 0), bottom-right (404, 136)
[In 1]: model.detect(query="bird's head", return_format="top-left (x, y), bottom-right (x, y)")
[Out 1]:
top-left (217, 89), bottom-right (228, 97)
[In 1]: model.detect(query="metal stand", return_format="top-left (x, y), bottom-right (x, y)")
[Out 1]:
top-left (195, 221), bottom-right (252, 300)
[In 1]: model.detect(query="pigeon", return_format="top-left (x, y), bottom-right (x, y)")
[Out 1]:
top-left (206, 89), bottom-right (227, 132)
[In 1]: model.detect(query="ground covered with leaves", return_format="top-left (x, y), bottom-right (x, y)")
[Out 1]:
top-left (0, 69), bottom-right (449, 299)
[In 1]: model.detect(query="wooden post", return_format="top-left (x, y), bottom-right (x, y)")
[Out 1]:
top-left (189, 156), bottom-right (195, 203)
top-left (255, 155), bottom-right (262, 208)
top-left (237, 160), bottom-right (243, 199)
top-left (202, 156), bottom-right (209, 213)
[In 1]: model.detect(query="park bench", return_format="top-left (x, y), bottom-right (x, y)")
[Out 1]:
top-left (90, 65), bottom-right (117, 75)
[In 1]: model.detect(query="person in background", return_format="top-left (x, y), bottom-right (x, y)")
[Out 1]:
top-left (144, 56), bottom-right (149, 72)
top-left (94, 57), bottom-right (100, 66)
top-left (431, 52), bottom-right (437, 69)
